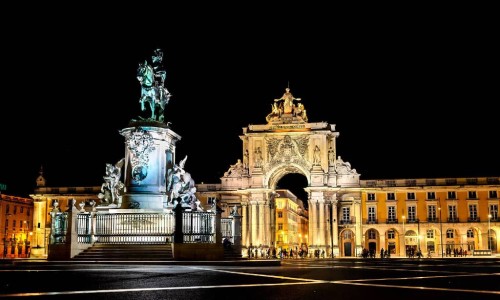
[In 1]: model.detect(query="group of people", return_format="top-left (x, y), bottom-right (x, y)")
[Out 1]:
top-left (246, 245), bottom-right (334, 259)
top-left (445, 247), bottom-right (468, 257)
top-left (361, 248), bottom-right (393, 258)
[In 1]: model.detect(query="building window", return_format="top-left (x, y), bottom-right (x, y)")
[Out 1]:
top-left (446, 229), bottom-right (454, 238)
top-left (27, 209), bottom-right (30, 217)
top-left (426, 179), bottom-right (436, 185)
top-left (278, 223), bottom-right (283, 230)
top-left (427, 192), bottom-right (436, 200)
top-left (4, 219), bottom-right (7, 229)
top-left (342, 207), bottom-right (351, 223)
top-left (367, 193), bottom-right (376, 201)
top-left (447, 191), bottom-right (456, 199)
top-left (406, 179), bottom-right (416, 186)
top-left (12, 220), bottom-right (16, 229)
top-left (468, 204), bottom-right (478, 221)
top-left (407, 206), bottom-right (416, 222)
top-left (5, 204), bottom-right (9, 214)
top-left (407, 192), bottom-right (416, 200)
top-left (20, 207), bottom-right (24, 214)
top-left (490, 204), bottom-right (499, 220)
top-left (426, 229), bottom-right (434, 239)
top-left (388, 230), bottom-right (395, 239)
top-left (468, 191), bottom-right (477, 199)
top-left (368, 207), bottom-right (376, 223)
top-left (489, 191), bottom-right (498, 199)
top-left (276, 200), bottom-right (283, 209)
top-left (446, 179), bottom-right (457, 185)
top-left (278, 212), bottom-right (283, 218)
top-left (427, 205), bottom-right (437, 221)
top-left (467, 229), bottom-right (474, 238)
top-left (448, 205), bottom-right (457, 221)
top-left (387, 206), bottom-right (396, 222)
top-left (387, 193), bottom-right (395, 201)
top-left (343, 231), bottom-right (353, 239)
top-left (368, 229), bottom-right (376, 239)
top-left (13, 206), bottom-right (17, 214)
top-left (207, 197), bottom-right (217, 205)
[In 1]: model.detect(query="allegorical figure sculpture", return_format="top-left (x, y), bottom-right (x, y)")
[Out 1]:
top-left (313, 145), bottom-right (321, 166)
top-left (223, 159), bottom-right (248, 177)
top-left (98, 158), bottom-right (125, 207)
top-left (137, 48), bottom-right (171, 122)
top-left (254, 147), bottom-right (263, 168)
top-left (166, 155), bottom-right (202, 210)
top-left (328, 146), bottom-right (335, 165)
top-left (266, 87), bottom-right (308, 123)
top-left (275, 87), bottom-right (301, 114)
top-left (334, 156), bottom-right (357, 174)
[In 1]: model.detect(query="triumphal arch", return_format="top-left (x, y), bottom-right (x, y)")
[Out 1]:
top-left (212, 88), bottom-right (362, 257)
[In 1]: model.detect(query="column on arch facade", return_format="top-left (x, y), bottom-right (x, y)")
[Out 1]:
top-left (258, 200), bottom-right (266, 246)
top-left (353, 197), bottom-right (363, 256)
top-left (308, 190), bottom-right (328, 250)
top-left (245, 192), bottom-right (272, 248)
top-left (241, 201), bottom-right (249, 248)
top-left (250, 199), bottom-right (258, 247)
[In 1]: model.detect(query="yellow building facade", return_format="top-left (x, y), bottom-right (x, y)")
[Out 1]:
top-left (0, 193), bottom-right (34, 258)
top-left (360, 177), bottom-right (498, 257)
top-left (274, 189), bottom-right (308, 254)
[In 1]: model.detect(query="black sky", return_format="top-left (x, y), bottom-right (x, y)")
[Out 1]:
top-left (0, 10), bottom-right (498, 199)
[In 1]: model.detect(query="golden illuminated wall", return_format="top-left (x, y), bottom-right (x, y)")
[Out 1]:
top-left (275, 193), bottom-right (308, 251)
top-left (0, 194), bottom-right (34, 258)
top-left (360, 177), bottom-right (499, 256)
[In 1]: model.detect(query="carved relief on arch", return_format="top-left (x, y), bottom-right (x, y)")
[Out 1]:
top-left (265, 135), bottom-right (310, 171)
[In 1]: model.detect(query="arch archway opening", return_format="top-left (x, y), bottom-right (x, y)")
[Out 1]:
top-left (275, 173), bottom-right (308, 210)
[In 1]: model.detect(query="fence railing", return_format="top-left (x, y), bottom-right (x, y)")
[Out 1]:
top-left (181, 211), bottom-right (215, 243)
top-left (73, 210), bottom-right (229, 245)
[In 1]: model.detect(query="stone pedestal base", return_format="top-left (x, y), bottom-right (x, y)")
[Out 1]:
top-left (122, 193), bottom-right (168, 210)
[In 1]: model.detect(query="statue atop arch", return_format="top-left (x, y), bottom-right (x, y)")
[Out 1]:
top-left (266, 87), bottom-right (308, 124)
top-left (334, 156), bottom-right (358, 175)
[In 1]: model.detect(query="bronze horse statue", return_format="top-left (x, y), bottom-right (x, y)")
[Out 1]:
top-left (137, 61), bottom-right (171, 122)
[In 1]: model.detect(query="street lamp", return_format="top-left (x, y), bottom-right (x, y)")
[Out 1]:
top-left (417, 218), bottom-right (421, 255)
top-left (438, 206), bottom-right (444, 258)
top-left (402, 215), bottom-right (405, 257)
top-left (488, 214), bottom-right (492, 251)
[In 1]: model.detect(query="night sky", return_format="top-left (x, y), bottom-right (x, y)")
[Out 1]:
top-left (0, 10), bottom-right (498, 201)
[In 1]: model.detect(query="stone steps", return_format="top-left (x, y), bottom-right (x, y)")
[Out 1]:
top-left (72, 244), bottom-right (173, 261)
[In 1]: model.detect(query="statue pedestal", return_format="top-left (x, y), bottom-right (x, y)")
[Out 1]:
top-left (310, 165), bottom-right (325, 187)
top-left (119, 124), bottom-right (181, 210)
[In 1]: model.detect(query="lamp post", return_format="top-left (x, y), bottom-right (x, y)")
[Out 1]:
top-left (269, 191), bottom-right (279, 250)
top-left (402, 215), bottom-right (405, 257)
top-left (488, 214), bottom-right (492, 251)
top-left (438, 206), bottom-right (444, 258)
top-left (417, 218), bottom-right (421, 255)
